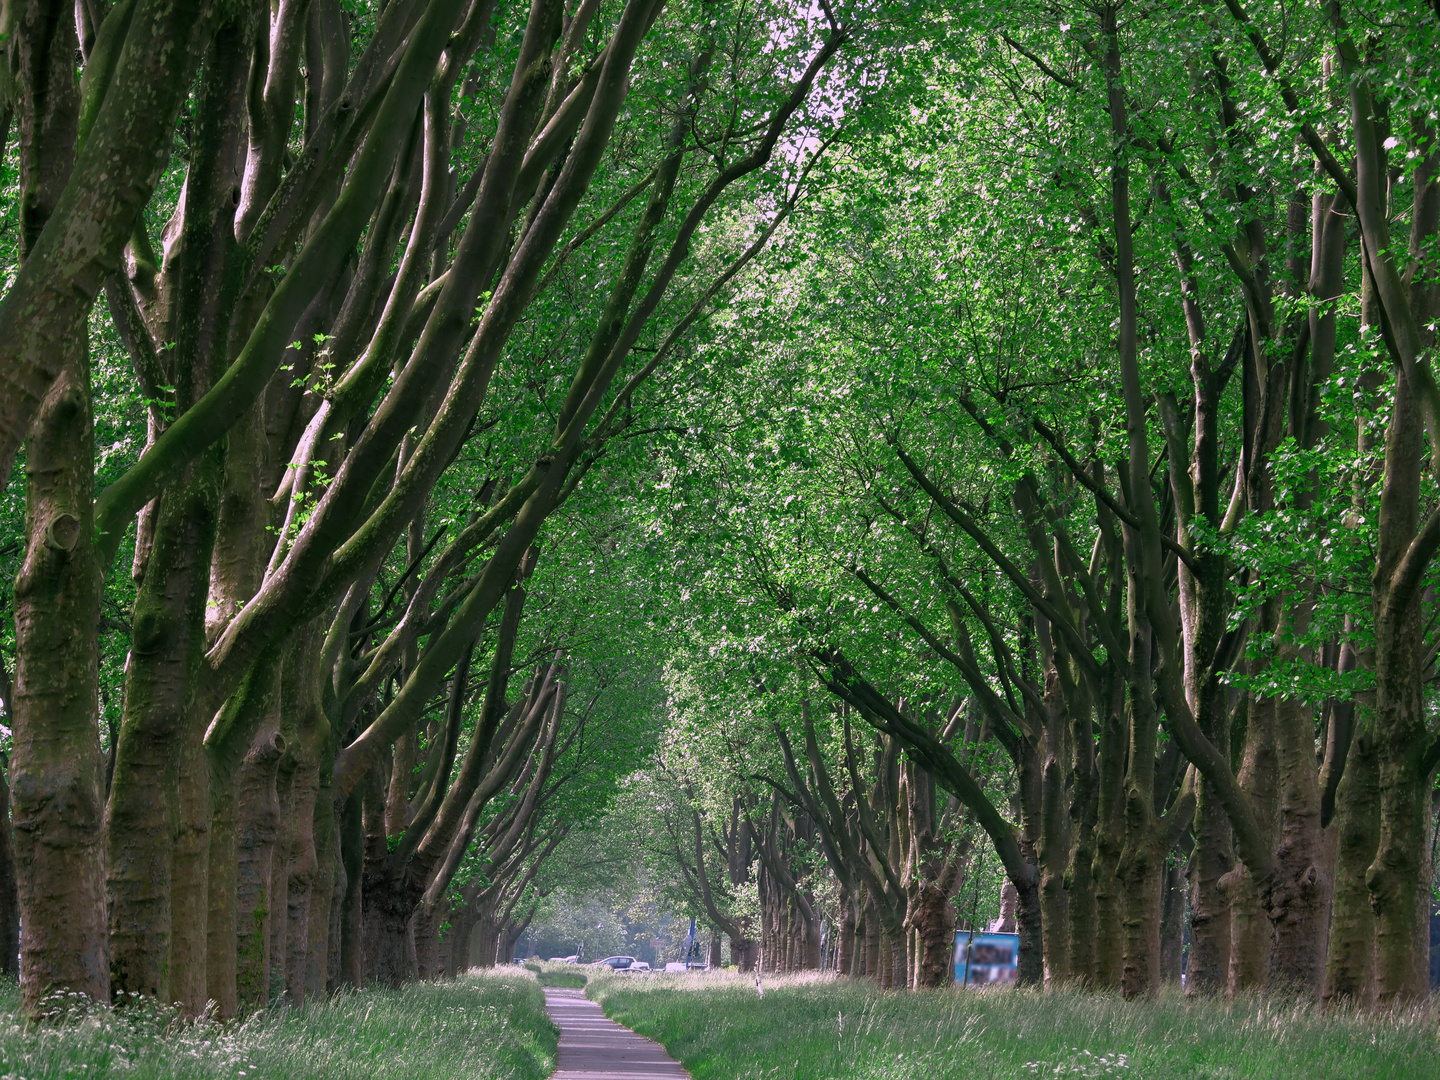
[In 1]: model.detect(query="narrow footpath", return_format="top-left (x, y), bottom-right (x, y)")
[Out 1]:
top-left (544, 987), bottom-right (689, 1079)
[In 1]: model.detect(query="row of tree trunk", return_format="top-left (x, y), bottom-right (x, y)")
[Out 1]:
top-left (0, 0), bottom-right (849, 1020)
top-left (766, 2), bottom-right (1440, 1007)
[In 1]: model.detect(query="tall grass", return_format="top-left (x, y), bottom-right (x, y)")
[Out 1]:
top-left (0, 969), bottom-right (557, 1080)
top-left (523, 959), bottom-right (589, 988)
top-left (589, 971), bottom-right (1440, 1080)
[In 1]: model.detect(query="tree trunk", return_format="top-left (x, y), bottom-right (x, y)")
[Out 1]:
top-left (1038, 752), bottom-right (1071, 986)
top-left (206, 677), bottom-right (277, 1017)
top-left (268, 752), bottom-right (297, 1002)
top-left (1015, 874), bottom-right (1043, 987)
top-left (0, 760), bottom-right (19, 976)
top-left (306, 788), bottom-right (337, 1001)
top-left (283, 756), bottom-right (320, 1003)
top-left (365, 869), bottom-right (414, 984)
top-left (1186, 779), bottom-right (1232, 995)
top-left (414, 903), bottom-right (440, 980)
top-left (171, 699), bottom-right (211, 1016)
top-left (1323, 720), bottom-right (1379, 1007)
top-left (338, 788), bottom-right (364, 988)
top-left (234, 730), bottom-right (284, 1008)
top-left (12, 339), bottom-right (109, 1014)
top-left (1118, 825), bottom-right (1162, 998)
top-left (1369, 579), bottom-right (1431, 1003)
top-left (105, 463), bottom-right (218, 1001)
top-left (836, 901), bottom-right (855, 975)
top-left (1159, 854), bottom-right (1184, 983)
top-left (911, 881), bottom-right (956, 988)
top-left (438, 909), bottom-right (457, 978)
top-left (1066, 697), bottom-right (1098, 985)
top-left (1229, 667), bottom-right (1284, 993)
top-left (1270, 695), bottom-right (1329, 994)
top-left (470, 905), bottom-right (498, 969)
top-left (1092, 690), bottom-right (1126, 989)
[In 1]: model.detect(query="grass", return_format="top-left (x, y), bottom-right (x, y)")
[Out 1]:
top-left (0, 969), bottom-right (557, 1080)
top-left (588, 971), bottom-right (1440, 1080)
top-left (524, 959), bottom-right (589, 989)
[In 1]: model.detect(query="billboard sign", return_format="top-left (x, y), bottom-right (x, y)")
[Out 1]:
top-left (954, 931), bottom-right (1019, 987)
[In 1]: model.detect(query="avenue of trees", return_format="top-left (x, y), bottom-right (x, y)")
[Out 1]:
top-left (0, 0), bottom-right (853, 1017)
top-left (1, 0), bottom-right (1439, 1026)
top-left (619, 0), bottom-right (1440, 1008)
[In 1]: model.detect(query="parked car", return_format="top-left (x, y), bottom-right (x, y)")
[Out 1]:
top-left (595, 955), bottom-right (636, 970)
top-left (627, 961), bottom-right (651, 973)
top-left (547, 955), bottom-right (579, 964)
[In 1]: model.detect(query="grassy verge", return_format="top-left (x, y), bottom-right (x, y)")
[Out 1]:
top-left (0, 969), bottom-right (557, 1080)
top-left (524, 959), bottom-right (589, 989)
top-left (589, 971), bottom-right (1440, 1080)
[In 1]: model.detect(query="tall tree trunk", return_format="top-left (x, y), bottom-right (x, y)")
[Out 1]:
top-left (9, 0), bottom-right (106, 1014)
top-left (1228, 688), bottom-right (1278, 994)
top-left (306, 786), bottom-right (337, 1001)
top-left (338, 788), bottom-right (364, 987)
top-left (234, 729), bottom-right (284, 1008)
top-left (1270, 695), bottom-right (1330, 994)
top-left (1118, 825), bottom-right (1162, 997)
top-left (1015, 874), bottom-right (1044, 988)
top-left (171, 694), bottom-right (212, 1016)
top-left (12, 340), bottom-right (108, 1014)
top-left (911, 880), bottom-right (956, 988)
top-left (365, 871), bottom-right (413, 984)
top-left (1092, 690), bottom-right (1126, 989)
top-left (1323, 719), bottom-right (1379, 1006)
top-left (205, 654), bottom-right (281, 1017)
top-left (284, 755), bottom-right (320, 1003)
top-left (414, 903), bottom-right (440, 980)
top-left (105, 463), bottom-right (219, 1001)
top-left (268, 750), bottom-right (297, 1001)
top-left (0, 758), bottom-right (20, 976)
top-left (1187, 768), bottom-right (1232, 994)
top-left (1367, 366), bottom-right (1432, 1004)
top-left (835, 900), bottom-right (855, 975)
top-left (1159, 854), bottom-right (1184, 983)
top-left (1038, 748), bottom-right (1071, 986)
top-left (1066, 691), bottom-right (1098, 984)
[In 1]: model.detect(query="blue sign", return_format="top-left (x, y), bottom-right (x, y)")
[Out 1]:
top-left (954, 931), bottom-right (1019, 986)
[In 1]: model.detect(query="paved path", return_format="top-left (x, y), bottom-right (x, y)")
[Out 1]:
top-left (544, 987), bottom-right (689, 1079)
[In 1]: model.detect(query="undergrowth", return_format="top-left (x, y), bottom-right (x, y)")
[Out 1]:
top-left (0, 969), bottom-right (556, 1080)
top-left (589, 971), bottom-right (1440, 1080)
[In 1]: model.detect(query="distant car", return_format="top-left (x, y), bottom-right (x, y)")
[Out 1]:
top-left (547, 956), bottom-right (579, 964)
top-left (595, 955), bottom-right (636, 970)
top-left (627, 961), bottom-right (651, 973)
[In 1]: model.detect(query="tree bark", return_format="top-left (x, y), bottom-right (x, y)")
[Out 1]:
top-left (1323, 719), bottom-right (1379, 1007)
top-left (305, 785), bottom-right (337, 1001)
top-left (105, 460), bottom-right (219, 1001)
top-left (1227, 689), bottom-right (1278, 994)
top-left (1269, 695), bottom-right (1329, 994)
top-left (337, 787), bottom-right (364, 988)
top-left (234, 729), bottom-right (284, 1008)
top-left (0, 757), bottom-right (20, 976)
top-left (910, 880), bottom-right (956, 988)
top-left (11, 342), bottom-right (108, 1014)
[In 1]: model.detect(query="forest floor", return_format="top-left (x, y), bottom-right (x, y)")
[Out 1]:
top-left (0, 968), bottom-right (557, 1080)
top-left (588, 970), bottom-right (1440, 1080)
